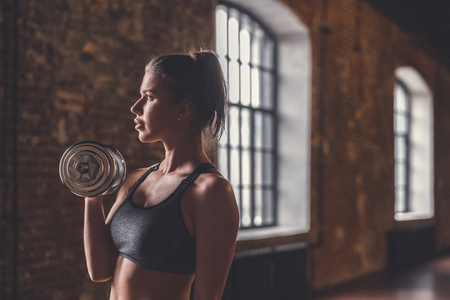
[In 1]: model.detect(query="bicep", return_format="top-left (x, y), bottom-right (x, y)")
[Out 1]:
top-left (193, 181), bottom-right (239, 299)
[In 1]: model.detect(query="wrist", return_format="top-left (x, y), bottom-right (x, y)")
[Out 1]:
top-left (85, 195), bottom-right (104, 203)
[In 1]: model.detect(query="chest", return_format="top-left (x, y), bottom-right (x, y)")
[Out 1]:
top-left (128, 172), bottom-right (196, 239)
top-left (132, 173), bottom-right (185, 207)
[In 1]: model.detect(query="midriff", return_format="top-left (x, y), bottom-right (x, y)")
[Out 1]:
top-left (110, 256), bottom-right (195, 300)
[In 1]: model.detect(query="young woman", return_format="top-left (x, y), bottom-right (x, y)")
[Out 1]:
top-left (83, 50), bottom-right (239, 300)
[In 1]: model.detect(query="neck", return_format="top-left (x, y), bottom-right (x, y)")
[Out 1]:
top-left (159, 133), bottom-right (209, 174)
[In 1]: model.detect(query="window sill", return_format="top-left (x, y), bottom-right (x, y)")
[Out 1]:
top-left (237, 225), bottom-right (306, 241)
top-left (395, 211), bottom-right (434, 221)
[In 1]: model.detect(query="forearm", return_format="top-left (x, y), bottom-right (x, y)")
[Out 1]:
top-left (84, 196), bottom-right (115, 282)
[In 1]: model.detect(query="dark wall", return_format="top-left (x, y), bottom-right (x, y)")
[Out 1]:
top-left (1, 0), bottom-right (214, 298)
top-left (280, 0), bottom-right (450, 289)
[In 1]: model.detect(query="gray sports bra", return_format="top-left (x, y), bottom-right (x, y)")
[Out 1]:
top-left (110, 162), bottom-right (214, 274)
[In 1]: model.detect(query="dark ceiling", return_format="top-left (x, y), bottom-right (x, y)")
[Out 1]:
top-left (364, 0), bottom-right (450, 65)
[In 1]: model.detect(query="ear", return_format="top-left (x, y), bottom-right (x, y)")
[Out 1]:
top-left (177, 99), bottom-right (193, 121)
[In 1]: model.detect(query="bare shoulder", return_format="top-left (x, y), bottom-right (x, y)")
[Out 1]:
top-left (191, 169), bottom-right (235, 203)
top-left (187, 168), bottom-right (239, 246)
top-left (188, 169), bottom-right (239, 222)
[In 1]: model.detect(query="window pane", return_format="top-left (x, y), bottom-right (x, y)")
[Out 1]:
top-left (395, 84), bottom-right (408, 113)
top-left (240, 29), bottom-right (251, 64)
top-left (241, 108), bottom-right (251, 149)
top-left (241, 188), bottom-right (251, 227)
top-left (229, 60), bottom-right (240, 104)
top-left (394, 113), bottom-right (409, 134)
top-left (396, 189), bottom-right (406, 212)
top-left (254, 111), bottom-right (263, 149)
top-left (215, 7), bottom-right (227, 57)
top-left (241, 64), bottom-right (251, 106)
top-left (395, 162), bottom-right (407, 186)
top-left (263, 152), bottom-right (273, 185)
top-left (251, 27), bottom-right (263, 67)
top-left (263, 113), bottom-right (273, 150)
top-left (251, 68), bottom-right (260, 107)
top-left (230, 148), bottom-right (240, 186)
top-left (254, 188), bottom-right (263, 226)
top-left (228, 16), bottom-right (239, 60)
top-left (262, 36), bottom-right (275, 69)
top-left (395, 136), bottom-right (406, 161)
top-left (255, 151), bottom-right (262, 186)
top-left (229, 106), bottom-right (239, 147)
top-left (262, 71), bottom-right (274, 109)
top-left (242, 149), bottom-right (251, 186)
top-left (263, 188), bottom-right (274, 225)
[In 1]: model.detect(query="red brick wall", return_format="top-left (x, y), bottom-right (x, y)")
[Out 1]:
top-left (1, 0), bottom-right (214, 298)
top-left (282, 0), bottom-right (450, 289)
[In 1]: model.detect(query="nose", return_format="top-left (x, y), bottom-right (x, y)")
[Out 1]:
top-left (130, 97), bottom-right (143, 115)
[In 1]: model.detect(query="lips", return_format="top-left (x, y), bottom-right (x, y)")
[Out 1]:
top-left (134, 119), bottom-right (144, 130)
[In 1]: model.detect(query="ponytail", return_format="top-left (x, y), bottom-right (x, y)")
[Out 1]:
top-left (191, 50), bottom-right (227, 138)
top-left (145, 50), bottom-right (227, 139)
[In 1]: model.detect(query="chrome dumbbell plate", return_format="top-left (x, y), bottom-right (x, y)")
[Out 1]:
top-left (59, 141), bottom-right (126, 197)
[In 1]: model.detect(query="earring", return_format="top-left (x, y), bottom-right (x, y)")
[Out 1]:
top-left (177, 117), bottom-right (181, 121)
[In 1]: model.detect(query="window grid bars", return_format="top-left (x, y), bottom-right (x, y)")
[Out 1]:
top-left (394, 80), bottom-right (411, 213)
top-left (217, 1), bottom-right (278, 228)
top-left (237, 8), bottom-right (244, 228)
top-left (271, 35), bottom-right (279, 226)
top-left (247, 10), bottom-right (256, 227)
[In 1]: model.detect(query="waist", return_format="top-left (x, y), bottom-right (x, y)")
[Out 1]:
top-left (111, 256), bottom-right (194, 300)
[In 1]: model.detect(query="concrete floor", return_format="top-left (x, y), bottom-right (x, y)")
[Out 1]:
top-left (310, 254), bottom-right (450, 300)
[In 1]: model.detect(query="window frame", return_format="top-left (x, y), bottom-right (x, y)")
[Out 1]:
top-left (215, 0), bottom-right (312, 241)
top-left (394, 66), bottom-right (434, 221)
top-left (394, 79), bottom-right (411, 213)
top-left (216, 0), bottom-right (279, 229)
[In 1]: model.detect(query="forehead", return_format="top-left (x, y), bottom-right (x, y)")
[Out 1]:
top-left (140, 72), bottom-right (169, 93)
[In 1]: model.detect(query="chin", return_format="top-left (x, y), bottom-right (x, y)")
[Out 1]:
top-left (138, 133), bottom-right (158, 144)
top-left (138, 136), bottom-right (151, 143)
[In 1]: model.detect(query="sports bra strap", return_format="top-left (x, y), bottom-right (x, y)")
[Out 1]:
top-left (173, 162), bottom-right (215, 197)
top-left (136, 162), bottom-right (161, 184)
top-left (125, 162), bottom-right (214, 199)
top-left (126, 163), bottom-right (161, 198)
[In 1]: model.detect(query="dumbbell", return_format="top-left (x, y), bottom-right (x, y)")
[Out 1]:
top-left (59, 141), bottom-right (126, 197)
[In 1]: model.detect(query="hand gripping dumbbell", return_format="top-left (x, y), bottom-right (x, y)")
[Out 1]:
top-left (59, 141), bottom-right (126, 197)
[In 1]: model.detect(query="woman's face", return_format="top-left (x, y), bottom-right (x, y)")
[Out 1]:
top-left (130, 72), bottom-right (180, 143)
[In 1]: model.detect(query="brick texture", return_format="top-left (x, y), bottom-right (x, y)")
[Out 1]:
top-left (282, 0), bottom-right (450, 290)
top-left (1, 0), bottom-right (214, 298)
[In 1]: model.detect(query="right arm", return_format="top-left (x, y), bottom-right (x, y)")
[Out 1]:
top-left (83, 169), bottom-right (144, 282)
top-left (83, 195), bottom-right (117, 282)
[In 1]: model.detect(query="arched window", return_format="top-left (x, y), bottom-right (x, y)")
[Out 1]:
top-left (216, 2), bottom-right (277, 228)
top-left (215, 0), bottom-right (312, 238)
top-left (394, 67), bottom-right (434, 221)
